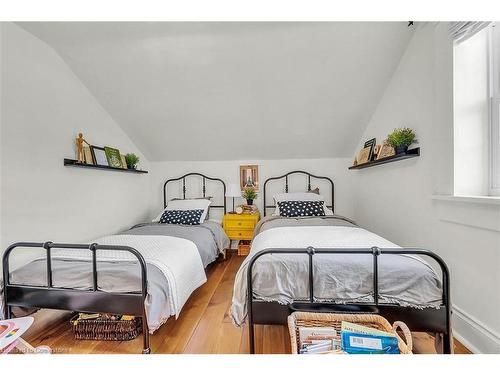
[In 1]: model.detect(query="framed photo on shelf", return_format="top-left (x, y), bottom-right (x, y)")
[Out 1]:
top-left (363, 138), bottom-right (376, 161)
top-left (240, 165), bottom-right (259, 191)
top-left (377, 142), bottom-right (396, 160)
top-left (83, 146), bottom-right (94, 165)
top-left (357, 147), bottom-right (371, 165)
top-left (90, 146), bottom-right (109, 167)
top-left (104, 146), bottom-right (123, 168)
top-left (120, 154), bottom-right (128, 169)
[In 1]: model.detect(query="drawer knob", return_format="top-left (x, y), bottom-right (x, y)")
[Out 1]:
top-left (238, 222), bottom-right (242, 226)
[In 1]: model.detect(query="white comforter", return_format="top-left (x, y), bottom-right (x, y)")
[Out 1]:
top-left (49, 234), bottom-right (207, 318)
top-left (231, 226), bottom-right (442, 326)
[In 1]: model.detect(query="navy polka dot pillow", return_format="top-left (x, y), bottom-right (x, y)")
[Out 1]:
top-left (277, 201), bottom-right (325, 217)
top-left (159, 209), bottom-right (204, 225)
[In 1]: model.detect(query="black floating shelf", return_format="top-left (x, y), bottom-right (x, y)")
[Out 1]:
top-left (348, 147), bottom-right (420, 170)
top-left (64, 158), bottom-right (148, 174)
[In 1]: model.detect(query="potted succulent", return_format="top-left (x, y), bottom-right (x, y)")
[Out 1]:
top-left (387, 127), bottom-right (418, 154)
top-left (125, 153), bottom-right (140, 170)
top-left (242, 187), bottom-right (257, 206)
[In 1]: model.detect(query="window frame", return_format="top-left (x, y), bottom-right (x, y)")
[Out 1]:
top-left (489, 24), bottom-right (500, 196)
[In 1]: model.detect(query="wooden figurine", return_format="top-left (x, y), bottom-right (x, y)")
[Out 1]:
top-left (75, 133), bottom-right (90, 163)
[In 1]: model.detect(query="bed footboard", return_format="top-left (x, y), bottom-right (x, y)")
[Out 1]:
top-left (2, 241), bottom-right (151, 354)
top-left (246, 247), bottom-right (452, 354)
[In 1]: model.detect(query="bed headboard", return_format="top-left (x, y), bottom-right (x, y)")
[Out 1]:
top-left (263, 170), bottom-right (334, 217)
top-left (163, 173), bottom-right (227, 214)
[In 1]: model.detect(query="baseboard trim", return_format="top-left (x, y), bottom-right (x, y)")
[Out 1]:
top-left (452, 305), bottom-right (500, 353)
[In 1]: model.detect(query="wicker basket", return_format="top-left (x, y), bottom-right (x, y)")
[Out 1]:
top-left (288, 312), bottom-right (413, 354)
top-left (70, 315), bottom-right (142, 341)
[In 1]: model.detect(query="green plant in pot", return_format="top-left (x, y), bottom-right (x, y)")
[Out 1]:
top-left (242, 187), bottom-right (257, 206)
top-left (387, 127), bottom-right (418, 154)
top-left (125, 153), bottom-right (140, 170)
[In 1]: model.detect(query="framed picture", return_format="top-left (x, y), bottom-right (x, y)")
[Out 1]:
top-left (357, 147), bottom-right (371, 165)
top-left (240, 165), bottom-right (259, 191)
top-left (377, 142), bottom-right (396, 160)
top-left (120, 154), bottom-right (128, 169)
top-left (364, 138), bottom-right (376, 161)
top-left (90, 146), bottom-right (108, 167)
top-left (83, 146), bottom-right (94, 165)
top-left (104, 146), bottom-right (123, 168)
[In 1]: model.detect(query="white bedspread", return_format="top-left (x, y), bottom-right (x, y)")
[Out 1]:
top-left (231, 226), bottom-right (442, 326)
top-left (49, 234), bottom-right (207, 318)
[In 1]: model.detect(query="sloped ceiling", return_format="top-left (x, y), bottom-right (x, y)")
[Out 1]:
top-left (18, 22), bottom-right (413, 161)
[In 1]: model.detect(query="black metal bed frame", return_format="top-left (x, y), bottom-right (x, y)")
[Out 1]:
top-left (246, 171), bottom-right (453, 354)
top-left (263, 170), bottom-right (334, 216)
top-left (2, 172), bottom-right (227, 354)
top-left (3, 241), bottom-right (151, 353)
top-left (164, 172), bottom-right (226, 213)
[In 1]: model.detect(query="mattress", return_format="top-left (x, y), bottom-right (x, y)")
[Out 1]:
top-left (231, 215), bottom-right (443, 326)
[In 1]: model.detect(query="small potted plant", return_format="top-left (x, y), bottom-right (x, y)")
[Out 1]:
top-left (387, 127), bottom-right (418, 154)
top-left (242, 187), bottom-right (257, 206)
top-left (125, 153), bottom-right (140, 170)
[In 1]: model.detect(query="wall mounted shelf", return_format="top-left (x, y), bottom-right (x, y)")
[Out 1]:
top-left (64, 158), bottom-right (148, 174)
top-left (348, 147), bottom-right (420, 170)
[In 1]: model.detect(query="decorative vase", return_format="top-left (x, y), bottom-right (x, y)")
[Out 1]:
top-left (395, 145), bottom-right (408, 155)
top-left (246, 199), bottom-right (254, 206)
top-left (128, 164), bottom-right (137, 170)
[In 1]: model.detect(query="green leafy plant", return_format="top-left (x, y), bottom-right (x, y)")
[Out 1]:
top-left (125, 153), bottom-right (140, 168)
top-left (387, 127), bottom-right (418, 148)
top-left (242, 187), bottom-right (257, 200)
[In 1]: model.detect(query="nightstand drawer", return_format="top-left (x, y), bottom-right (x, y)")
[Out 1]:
top-left (224, 219), bottom-right (255, 230)
top-left (225, 229), bottom-right (254, 240)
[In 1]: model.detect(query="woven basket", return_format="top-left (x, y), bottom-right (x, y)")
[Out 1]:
top-left (288, 312), bottom-right (413, 354)
top-left (70, 315), bottom-right (142, 341)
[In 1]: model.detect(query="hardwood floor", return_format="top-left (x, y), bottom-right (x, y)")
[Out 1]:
top-left (28, 252), bottom-right (470, 354)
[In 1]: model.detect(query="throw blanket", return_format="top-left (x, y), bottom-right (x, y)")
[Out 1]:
top-left (125, 221), bottom-right (229, 267)
top-left (253, 214), bottom-right (357, 234)
top-left (231, 221), bottom-right (442, 326)
top-left (48, 234), bottom-right (206, 318)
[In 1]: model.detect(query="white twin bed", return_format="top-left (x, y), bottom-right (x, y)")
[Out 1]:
top-left (229, 171), bottom-right (451, 354)
top-left (1, 173), bottom-right (229, 353)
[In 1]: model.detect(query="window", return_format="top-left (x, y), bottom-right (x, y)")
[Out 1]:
top-left (453, 23), bottom-right (500, 196)
top-left (490, 24), bottom-right (500, 195)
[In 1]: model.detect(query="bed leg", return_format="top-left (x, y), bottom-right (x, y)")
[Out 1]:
top-left (142, 316), bottom-right (151, 354)
top-left (249, 321), bottom-right (255, 354)
top-left (5, 305), bottom-right (12, 319)
top-left (442, 332), bottom-right (453, 354)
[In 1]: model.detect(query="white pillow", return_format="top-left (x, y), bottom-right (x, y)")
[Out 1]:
top-left (273, 192), bottom-right (333, 216)
top-left (153, 199), bottom-right (212, 223)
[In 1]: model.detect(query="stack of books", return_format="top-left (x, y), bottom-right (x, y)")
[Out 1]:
top-left (298, 327), bottom-right (342, 354)
top-left (298, 322), bottom-right (400, 354)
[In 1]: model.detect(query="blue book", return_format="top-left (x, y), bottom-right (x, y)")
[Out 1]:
top-left (341, 331), bottom-right (400, 354)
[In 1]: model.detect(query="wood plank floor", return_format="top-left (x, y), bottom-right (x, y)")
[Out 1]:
top-left (29, 252), bottom-right (471, 354)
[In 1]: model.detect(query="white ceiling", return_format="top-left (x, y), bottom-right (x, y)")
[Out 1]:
top-left (18, 22), bottom-right (413, 161)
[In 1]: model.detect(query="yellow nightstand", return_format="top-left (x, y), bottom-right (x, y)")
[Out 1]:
top-left (223, 212), bottom-right (260, 255)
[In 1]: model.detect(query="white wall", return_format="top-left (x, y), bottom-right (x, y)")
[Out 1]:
top-left (0, 23), bottom-right (151, 269)
top-left (351, 24), bottom-right (500, 353)
top-left (149, 158), bottom-right (354, 222)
